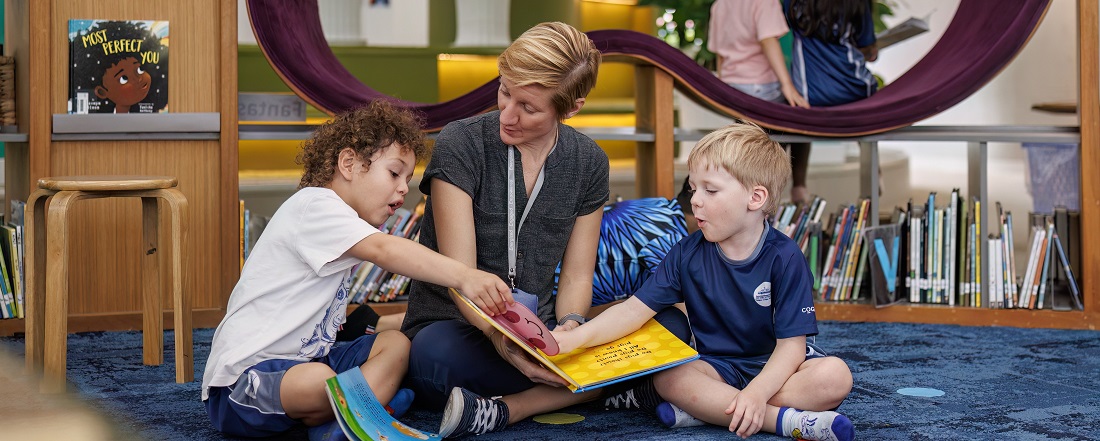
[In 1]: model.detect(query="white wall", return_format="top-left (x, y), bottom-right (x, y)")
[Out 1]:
top-left (237, 0), bottom-right (430, 47)
top-left (872, 0), bottom-right (1078, 162)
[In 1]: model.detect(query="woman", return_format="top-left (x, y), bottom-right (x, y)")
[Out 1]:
top-left (401, 22), bottom-right (625, 438)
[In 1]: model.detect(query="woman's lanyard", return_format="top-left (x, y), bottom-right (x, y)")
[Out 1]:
top-left (507, 145), bottom-right (549, 290)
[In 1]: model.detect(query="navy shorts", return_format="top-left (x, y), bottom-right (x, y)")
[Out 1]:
top-left (700, 341), bottom-right (829, 390)
top-left (204, 334), bottom-right (378, 437)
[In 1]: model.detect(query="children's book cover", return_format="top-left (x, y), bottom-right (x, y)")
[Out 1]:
top-left (325, 369), bottom-right (440, 441)
top-left (451, 288), bottom-right (699, 393)
top-left (68, 20), bottom-right (169, 114)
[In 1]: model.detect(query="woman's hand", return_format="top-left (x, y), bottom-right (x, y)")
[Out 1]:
top-left (458, 268), bottom-right (513, 316)
top-left (489, 331), bottom-right (569, 387)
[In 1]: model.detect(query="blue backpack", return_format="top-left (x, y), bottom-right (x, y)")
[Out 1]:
top-left (554, 197), bottom-right (688, 306)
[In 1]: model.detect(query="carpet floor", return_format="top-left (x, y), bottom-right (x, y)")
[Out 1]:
top-left (2, 321), bottom-right (1098, 440)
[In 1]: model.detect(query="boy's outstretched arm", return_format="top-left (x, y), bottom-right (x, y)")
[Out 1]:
top-left (726, 335), bottom-right (806, 438)
top-left (760, 37), bottom-right (809, 109)
top-left (349, 232), bottom-right (512, 315)
top-left (551, 296), bottom-right (656, 354)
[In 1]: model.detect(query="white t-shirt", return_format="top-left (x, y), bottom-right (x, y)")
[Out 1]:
top-left (201, 187), bottom-right (380, 400)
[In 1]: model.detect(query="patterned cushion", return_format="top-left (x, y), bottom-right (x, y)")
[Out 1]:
top-left (554, 197), bottom-right (687, 306)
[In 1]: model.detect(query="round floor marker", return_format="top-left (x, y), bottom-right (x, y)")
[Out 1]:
top-left (897, 387), bottom-right (945, 397)
top-left (533, 413), bottom-right (585, 425)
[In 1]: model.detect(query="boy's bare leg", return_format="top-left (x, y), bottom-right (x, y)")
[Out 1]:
top-left (769, 356), bottom-right (852, 411)
top-left (499, 386), bottom-right (600, 423)
top-left (375, 312), bottom-right (406, 333)
top-left (357, 330), bottom-right (411, 405)
top-left (653, 360), bottom-right (782, 433)
top-left (280, 330), bottom-right (410, 426)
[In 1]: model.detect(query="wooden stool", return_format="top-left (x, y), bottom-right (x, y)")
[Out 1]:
top-left (24, 176), bottom-right (192, 393)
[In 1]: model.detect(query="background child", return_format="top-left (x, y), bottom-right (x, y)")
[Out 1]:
top-left (709, 0), bottom-right (808, 108)
top-left (678, 0), bottom-right (811, 230)
top-left (553, 123), bottom-right (854, 441)
top-left (201, 101), bottom-right (513, 440)
top-left (786, 0), bottom-right (878, 107)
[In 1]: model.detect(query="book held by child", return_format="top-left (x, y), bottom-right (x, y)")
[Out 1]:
top-left (452, 288), bottom-right (699, 393)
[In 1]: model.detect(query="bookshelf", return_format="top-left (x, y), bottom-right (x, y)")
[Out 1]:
top-left (0, 0), bottom-right (239, 336)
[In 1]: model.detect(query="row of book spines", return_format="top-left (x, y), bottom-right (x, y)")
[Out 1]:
top-left (903, 196), bottom-right (1082, 310)
top-left (818, 199), bottom-right (872, 302)
top-left (347, 204), bottom-right (424, 304)
top-left (773, 197), bottom-right (828, 245)
top-left (349, 230), bottom-right (421, 304)
top-left (905, 190), bottom-right (986, 307)
top-left (0, 200), bottom-right (27, 320)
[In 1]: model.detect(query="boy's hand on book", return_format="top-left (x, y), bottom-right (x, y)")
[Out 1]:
top-left (490, 331), bottom-right (569, 387)
top-left (549, 328), bottom-right (580, 354)
top-left (459, 269), bottom-right (513, 316)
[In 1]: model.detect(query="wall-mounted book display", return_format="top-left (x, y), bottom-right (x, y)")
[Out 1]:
top-left (68, 19), bottom-right (169, 115)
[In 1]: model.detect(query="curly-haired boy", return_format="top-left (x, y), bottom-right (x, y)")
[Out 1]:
top-left (202, 101), bottom-right (513, 439)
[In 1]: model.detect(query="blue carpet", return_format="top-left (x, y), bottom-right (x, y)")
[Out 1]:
top-left (2, 321), bottom-right (1098, 440)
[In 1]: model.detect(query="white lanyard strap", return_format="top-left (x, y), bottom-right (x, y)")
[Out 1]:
top-left (507, 146), bottom-right (547, 289)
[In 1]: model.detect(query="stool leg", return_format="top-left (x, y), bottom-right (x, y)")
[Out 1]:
top-left (141, 197), bottom-right (164, 366)
top-left (160, 189), bottom-right (192, 383)
top-left (42, 191), bottom-right (83, 393)
top-left (24, 189), bottom-right (54, 376)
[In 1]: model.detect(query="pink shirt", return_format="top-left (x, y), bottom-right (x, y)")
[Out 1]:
top-left (708, 0), bottom-right (789, 85)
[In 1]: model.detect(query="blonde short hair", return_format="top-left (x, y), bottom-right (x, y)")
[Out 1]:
top-left (498, 22), bottom-right (602, 118)
top-left (687, 122), bottom-right (790, 217)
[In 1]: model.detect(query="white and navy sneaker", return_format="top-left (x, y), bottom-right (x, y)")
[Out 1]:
top-left (438, 387), bottom-right (509, 438)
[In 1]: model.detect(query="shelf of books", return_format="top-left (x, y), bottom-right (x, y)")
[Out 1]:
top-left (771, 194), bottom-right (1095, 329)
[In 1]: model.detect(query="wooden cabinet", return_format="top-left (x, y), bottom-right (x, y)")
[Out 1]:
top-left (0, 0), bottom-right (239, 336)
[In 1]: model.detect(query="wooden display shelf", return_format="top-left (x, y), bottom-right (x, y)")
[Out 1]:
top-left (816, 303), bottom-right (1098, 330)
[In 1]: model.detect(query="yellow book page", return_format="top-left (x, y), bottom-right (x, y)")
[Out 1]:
top-left (547, 318), bottom-right (699, 392)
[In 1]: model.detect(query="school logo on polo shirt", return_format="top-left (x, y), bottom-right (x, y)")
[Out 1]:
top-left (753, 282), bottom-right (772, 307)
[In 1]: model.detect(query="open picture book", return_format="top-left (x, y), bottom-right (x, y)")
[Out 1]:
top-left (325, 368), bottom-right (441, 441)
top-left (451, 288), bottom-right (699, 393)
top-left (875, 16), bottom-right (930, 50)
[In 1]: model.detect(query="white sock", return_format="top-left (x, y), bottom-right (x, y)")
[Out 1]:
top-left (656, 401), bottom-right (706, 428)
top-left (778, 406), bottom-right (854, 441)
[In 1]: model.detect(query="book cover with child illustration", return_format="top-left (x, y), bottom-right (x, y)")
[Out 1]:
top-left (68, 19), bottom-right (169, 114)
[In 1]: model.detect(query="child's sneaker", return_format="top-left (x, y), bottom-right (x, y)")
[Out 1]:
top-left (656, 401), bottom-right (706, 428)
top-left (438, 387), bottom-right (509, 438)
top-left (602, 378), bottom-right (661, 411)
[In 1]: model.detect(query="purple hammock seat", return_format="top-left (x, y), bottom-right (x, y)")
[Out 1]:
top-left (246, 0), bottom-right (1050, 137)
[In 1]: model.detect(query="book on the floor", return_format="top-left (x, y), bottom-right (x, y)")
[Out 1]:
top-left (324, 368), bottom-right (440, 441)
top-left (452, 288), bottom-right (699, 393)
top-left (875, 17), bottom-right (930, 50)
top-left (68, 19), bottom-right (169, 114)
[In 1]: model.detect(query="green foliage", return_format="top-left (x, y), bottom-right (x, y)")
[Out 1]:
top-left (638, 0), bottom-right (716, 69)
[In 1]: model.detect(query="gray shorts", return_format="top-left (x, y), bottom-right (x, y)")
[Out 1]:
top-left (729, 81), bottom-right (786, 104)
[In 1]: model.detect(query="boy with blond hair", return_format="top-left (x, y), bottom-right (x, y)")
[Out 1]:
top-left (554, 122), bottom-right (855, 441)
